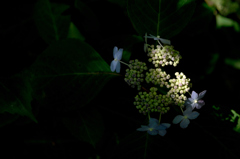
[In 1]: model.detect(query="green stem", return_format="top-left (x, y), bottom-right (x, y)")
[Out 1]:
top-left (119, 61), bottom-right (130, 67)
top-left (159, 113), bottom-right (162, 124)
top-left (180, 107), bottom-right (184, 113)
top-left (157, 0), bottom-right (161, 36)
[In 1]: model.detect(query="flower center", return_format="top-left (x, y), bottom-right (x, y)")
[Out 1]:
top-left (114, 58), bottom-right (118, 61)
top-left (149, 128), bottom-right (153, 131)
top-left (194, 100), bottom-right (197, 103)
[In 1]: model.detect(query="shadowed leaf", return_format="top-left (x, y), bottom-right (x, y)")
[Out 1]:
top-left (0, 71), bottom-right (37, 123)
top-left (127, 0), bottom-right (196, 38)
top-left (33, 0), bottom-right (71, 44)
top-left (29, 39), bottom-right (119, 111)
top-left (62, 108), bottom-right (104, 148)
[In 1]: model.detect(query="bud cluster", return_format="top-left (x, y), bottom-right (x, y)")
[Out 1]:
top-left (124, 59), bottom-right (147, 90)
top-left (167, 72), bottom-right (191, 107)
top-left (145, 68), bottom-right (170, 87)
top-left (133, 87), bottom-right (172, 115)
top-left (147, 45), bottom-right (182, 67)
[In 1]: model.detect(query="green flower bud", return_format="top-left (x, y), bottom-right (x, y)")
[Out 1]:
top-left (154, 103), bottom-right (158, 107)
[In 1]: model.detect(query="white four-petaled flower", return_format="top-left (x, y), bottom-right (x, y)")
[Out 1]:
top-left (172, 107), bottom-right (199, 128)
top-left (185, 90), bottom-right (207, 110)
top-left (110, 46), bottom-right (123, 73)
top-left (144, 33), bottom-right (171, 45)
top-left (137, 118), bottom-right (171, 136)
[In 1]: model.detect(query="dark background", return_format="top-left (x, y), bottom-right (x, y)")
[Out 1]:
top-left (0, 0), bottom-right (240, 158)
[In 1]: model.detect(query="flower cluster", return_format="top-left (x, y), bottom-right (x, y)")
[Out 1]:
top-left (134, 87), bottom-right (171, 115)
top-left (147, 45), bottom-right (181, 67)
top-left (124, 59), bottom-right (147, 90)
top-left (145, 68), bottom-right (170, 87)
top-left (167, 72), bottom-right (191, 107)
top-left (110, 33), bottom-right (207, 136)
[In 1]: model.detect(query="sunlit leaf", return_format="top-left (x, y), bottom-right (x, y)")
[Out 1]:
top-left (216, 15), bottom-right (240, 32)
top-left (127, 0), bottom-right (196, 38)
top-left (225, 58), bottom-right (240, 70)
top-left (67, 22), bottom-right (85, 41)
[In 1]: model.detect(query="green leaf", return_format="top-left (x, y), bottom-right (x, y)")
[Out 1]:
top-left (67, 22), bottom-right (85, 41)
top-left (225, 58), bottom-right (240, 70)
top-left (108, 0), bottom-right (127, 8)
top-left (30, 39), bottom-right (120, 110)
top-left (100, 35), bottom-right (144, 62)
top-left (74, 0), bottom-right (99, 32)
top-left (180, 2), bottom-right (214, 36)
top-left (62, 108), bottom-right (104, 148)
top-left (0, 113), bottom-right (19, 128)
top-left (33, 0), bottom-right (71, 44)
top-left (0, 71), bottom-right (37, 123)
top-left (127, 0), bottom-right (196, 38)
top-left (216, 15), bottom-right (240, 32)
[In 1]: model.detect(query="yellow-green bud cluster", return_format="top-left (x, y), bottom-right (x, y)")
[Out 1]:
top-left (133, 87), bottom-right (172, 115)
top-left (167, 72), bottom-right (191, 107)
top-left (145, 68), bottom-right (170, 87)
top-left (124, 59), bottom-right (147, 90)
top-left (147, 45), bottom-right (181, 67)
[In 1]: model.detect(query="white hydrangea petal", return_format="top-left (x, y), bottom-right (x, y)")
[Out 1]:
top-left (196, 100), bottom-right (205, 109)
top-left (180, 119), bottom-right (190, 128)
top-left (116, 48), bottom-right (123, 60)
top-left (191, 91), bottom-right (198, 99)
top-left (158, 130), bottom-right (167, 136)
top-left (113, 46), bottom-right (118, 58)
top-left (198, 90), bottom-right (207, 99)
top-left (183, 107), bottom-right (192, 116)
top-left (116, 62), bottom-right (121, 73)
top-left (110, 60), bottom-right (117, 72)
top-left (187, 98), bottom-right (194, 103)
top-left (161, 123), bottom-right (171, 128)
top-left (156, 125), bottom-right (166, 130)
top-left (187, 111), bottom-right (199, 120)
top-left (159, 38), bottom-right (171, 45)
top-left (185, 104), bottom-right (193, 110)
top-left (147, 129), bottom-right (158, 135)
top-left (136, 125), bottom-right (149, 131)
top-left (172, 115), bottom-right (184, 124)
top-left (149, 118), bottom-right (159, 124)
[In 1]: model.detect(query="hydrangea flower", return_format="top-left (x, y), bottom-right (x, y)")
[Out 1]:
top-left (172, 107), bottom-right (199, 128)
top-left (137, 118), bottom-right (171, 136)
top-left (158, 123), bottom-right (171, 136)
top-left (144, 34), bottom-right (171, 45)
top-left (185, 90), bottom-right (207, 110)
top-left (110, 46), bottom-right (123, 73)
